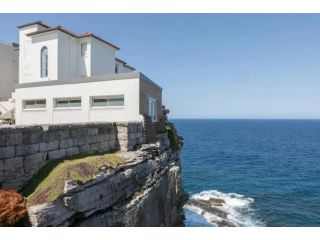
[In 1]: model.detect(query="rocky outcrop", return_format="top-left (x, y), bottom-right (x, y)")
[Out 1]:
top-left (27, 130), bottom-right (185, 227)
top-left (185, 198), bottom-right (236, 227)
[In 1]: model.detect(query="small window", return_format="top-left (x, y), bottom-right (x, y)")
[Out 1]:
top-left (81, 42), bottom-right (87, 57)
top-left (148, 97), bottom-right (157, 122)
top-left (55, 98), bottom-right (81, 108)
top-left (40, 46), bottom-right (48, 78)
top-left (23, 99), bottom-right (46, 110)
top-left (115, 64), bottom-right (119, 73)
top-left (91, 95), bottom-right (124, 107)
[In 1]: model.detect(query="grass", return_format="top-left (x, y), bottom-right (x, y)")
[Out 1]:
top-left (22, 153), bottom-right (126, 207)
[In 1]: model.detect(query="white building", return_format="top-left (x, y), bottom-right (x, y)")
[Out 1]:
top-left (13, 21), bottom-right (162, 125)
top-left (0, 42), bottom-right (18, 117)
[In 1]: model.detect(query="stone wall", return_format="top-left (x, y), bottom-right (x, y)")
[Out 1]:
top-left (0, 122), bottom-right (143, 190)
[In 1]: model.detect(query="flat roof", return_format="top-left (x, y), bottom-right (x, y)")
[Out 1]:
top-left (16, 72), bottom-right (162, 91)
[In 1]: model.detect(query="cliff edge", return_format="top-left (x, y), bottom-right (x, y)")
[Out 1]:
top-left (24, 118), bottom-right (185, 226)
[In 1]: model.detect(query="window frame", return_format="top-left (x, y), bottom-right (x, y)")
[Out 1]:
top-left (40, 46), bottom-right (48, 78)
top-left (148, 97), bottom-right (158, 122)
top-left (23, 99), bottom-right (47, 111)
top-left (80, 42), bottom-right (88, 57)
top-left (54, 97), bottom-right (82, 110)
top-left (91, 95), bottom-right (125, 108)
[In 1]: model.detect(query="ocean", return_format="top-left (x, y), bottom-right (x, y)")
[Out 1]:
top-left (172, 119), bottom-right (320, 227)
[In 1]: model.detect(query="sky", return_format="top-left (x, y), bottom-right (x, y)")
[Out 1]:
top-left (1, 14), bottom-right (320, 119)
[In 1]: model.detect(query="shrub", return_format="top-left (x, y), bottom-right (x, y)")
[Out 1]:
top-left (0, 189), bottom-right (27, 226)
top-left (166, 125), bottom-right (180, 152)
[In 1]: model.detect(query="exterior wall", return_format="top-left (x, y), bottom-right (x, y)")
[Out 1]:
top-left (21, 32), bottom-right (59, 83)
top-left (0, 122), bottom-right (144, 190)
top-left (0, 43), bottom-right (18, 101)
top-left (20, 28), bottom-right (118, 82)
top-left (57, 32), bottom-right (81, 79)
top-left (91, 38), bottom-right (116, 76)
top-left (139, 77), bottom-right (164, 142)
top-left (116, 61), bottom-right (134, 74)
top-left (78, 37), bottom-right (91, 77)
top-left (15, 77), bottom-right (142, 125)
top-left (19, 24), bottom-right (52, 83)
top-left (139, 77), bottom-right (162, 119)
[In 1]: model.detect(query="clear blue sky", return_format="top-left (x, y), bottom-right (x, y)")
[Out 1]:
top-left (1, 14), bottom-right (320, 119)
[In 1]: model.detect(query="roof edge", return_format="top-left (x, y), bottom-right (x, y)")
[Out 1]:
top-left (16, 72), bottom-right (141, 89)
top-left (27, 27), bottom-right (120, 50)
top-left (17, 21), bottom-right (50, 29)
top-left (140, 73), bottom-right (162, 91)
top-left (115, 58), bottom-right (127, 64)
top-left (124, 64), bottom-right (136, 71)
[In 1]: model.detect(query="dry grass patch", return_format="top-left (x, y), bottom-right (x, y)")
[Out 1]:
top-left (0, 189), bottom-right (27, 226)
top-left (23, 153), bottom-right (125, 206)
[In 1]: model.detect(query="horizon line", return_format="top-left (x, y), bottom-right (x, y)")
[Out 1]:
top-left (169, 118), bottom-right (320, 120)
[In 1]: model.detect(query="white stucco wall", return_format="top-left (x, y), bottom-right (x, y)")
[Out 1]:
top-left (116, 61), bottom-right (134, 73)
top-left (0, 43), bottom-right (19, 101)
top-left (56, 32), bottom-right (92, 79)
top-left (29, 32), bottom-right (59, 82)
top-left (91, 38), bottom-right (116, 76)
top-left (19, 26), bottom-right (119, 82)
top-left (15, 77), bottom-right (142, 125)
top-left (19, 24), bottom-right (50, 84)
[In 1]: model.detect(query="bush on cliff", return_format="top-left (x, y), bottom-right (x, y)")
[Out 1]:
top-left (0, 189), bottom-right (28, 226)
top-left (166, 125), bottom-right (180, 152)
top-left (23, 153), bottom-right (125, 206)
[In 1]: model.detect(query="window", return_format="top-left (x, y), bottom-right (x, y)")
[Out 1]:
top-left (115, 64), bottom-right (119, 73)
top-left (54, 98), bottom-right (81, 108)
top-left (91, 95), bottom-right (124, 107)
top-left (40, 46), bottom-right (48, 78)
top-left (81, 42), bottom-right (87, 57)
top-left (148, 97), bottom-right (157, 122)
top-left (23, 99), bottom-right (46, 110)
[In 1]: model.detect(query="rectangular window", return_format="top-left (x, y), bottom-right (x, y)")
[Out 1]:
top-left (54, 98), bottom-right (81, 108)
top-left (148, 97), bottom-right (157, 122)
top-left (23, 99), bottom-right (46, 110)
top-left (91, 95), bottom-right (124, 107)
top-left (81, 42), bottom-right (87, 57)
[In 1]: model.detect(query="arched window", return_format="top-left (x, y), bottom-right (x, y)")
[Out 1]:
top-left (40, 46), bottom-right (48, 78)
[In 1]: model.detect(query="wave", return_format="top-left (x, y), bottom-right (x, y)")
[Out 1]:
top-left (183, 189), bottom-right (264, 227)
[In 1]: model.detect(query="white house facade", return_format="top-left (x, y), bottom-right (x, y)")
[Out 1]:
top-left (0, 42), bottom-right (18, 102)
top-left (0, 42), bottom-right (18, 121)
top-left (13, 21), bottom-right (162, 126)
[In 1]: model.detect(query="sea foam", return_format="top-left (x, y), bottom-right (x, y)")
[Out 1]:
top-left (184, 189), bottom-right (264, 227)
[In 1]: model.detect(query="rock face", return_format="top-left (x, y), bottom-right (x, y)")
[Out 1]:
top-left (27, 130), bottom-right (185, 227)
top-left (185, 198), bottom-right (236, 227)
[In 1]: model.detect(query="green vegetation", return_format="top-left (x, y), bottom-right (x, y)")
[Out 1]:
top-left (166, 125), bottom-right (179, 152)
top-left (22, 153), bottom-right (125, 206)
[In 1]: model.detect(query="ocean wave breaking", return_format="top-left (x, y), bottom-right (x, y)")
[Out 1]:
top-left (183, 190), bottom-right (264, 227)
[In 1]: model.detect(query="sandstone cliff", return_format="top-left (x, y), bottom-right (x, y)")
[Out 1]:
top-left (26, 123), bottom-right (185, 227)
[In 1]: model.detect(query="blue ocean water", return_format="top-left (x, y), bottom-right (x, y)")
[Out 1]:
top-left (172, 119), bottom-right (320, 227)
